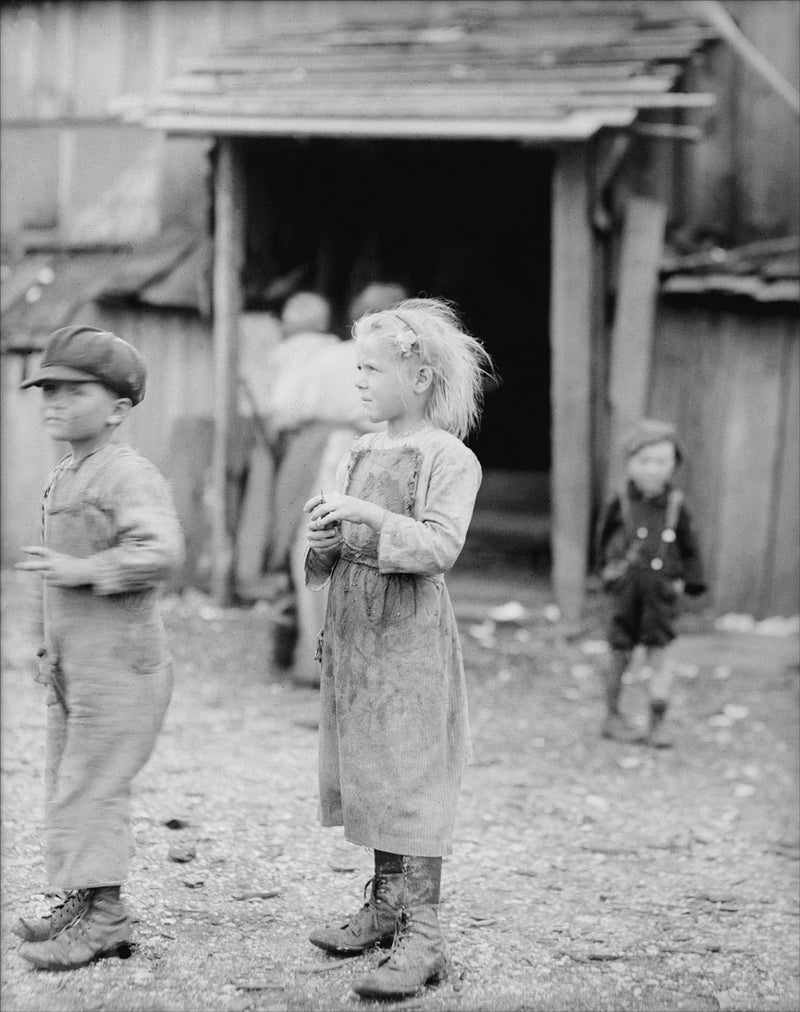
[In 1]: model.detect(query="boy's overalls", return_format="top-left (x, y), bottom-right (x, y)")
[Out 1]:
top-left (599, 480), bottom-right (705, 743)
top-left (39, 442), bottom-right (181, 887)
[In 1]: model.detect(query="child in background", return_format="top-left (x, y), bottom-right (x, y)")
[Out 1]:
top-left (14, 326), bottom-right (184, 970)
top-left (303, 297), bottom-right (492, 999)
top-left (596, 419), bottom-right (706, 747)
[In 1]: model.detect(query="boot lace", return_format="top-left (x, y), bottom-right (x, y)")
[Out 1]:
top-left (384, 907), bottom-right (414, 963)
top-left (49, 890), bottom-right (88, 926)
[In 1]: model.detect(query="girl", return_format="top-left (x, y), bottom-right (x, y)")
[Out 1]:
top-left (303, 297), bottom-right (492, 999)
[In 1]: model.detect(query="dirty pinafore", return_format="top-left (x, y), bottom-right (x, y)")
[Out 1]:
top-left (39, 442), bottom-right (183, 888)
top-left (306, 427), bottom-right (482, 858)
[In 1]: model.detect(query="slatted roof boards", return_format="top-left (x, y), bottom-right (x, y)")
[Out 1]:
top-left (115, 2), bottom-right (717, 141)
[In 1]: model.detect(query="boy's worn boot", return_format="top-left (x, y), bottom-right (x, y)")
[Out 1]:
top-left (601, 650), bottom-right (640, 742)
top-left (353, 856), bottom-right (447, 999)
top-left (647, 698), bottom-right (673, 749)
top-left (13, 890), bottom-right (90, 942)
top-left (18, 887), bottom-right (131, 971)
top-left (309, 873), bottom-right (403, 955)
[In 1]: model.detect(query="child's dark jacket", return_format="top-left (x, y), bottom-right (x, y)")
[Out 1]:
top-left (596, 481), bottom-right (706, 595)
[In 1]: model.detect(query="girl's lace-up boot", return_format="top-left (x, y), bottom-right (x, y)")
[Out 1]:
top-left (18, 886), bottom-right (131, 971)
top-left (13, 889), bottom-right (90, 942)
top-left (353, 856), bottom-right (447, 999)
top-left (309, 871), bottom-right (404, 954)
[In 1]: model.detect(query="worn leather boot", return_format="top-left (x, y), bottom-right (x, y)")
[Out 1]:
top-left (647, 698), bottom-right (673, 748)
top-left (309, 873), bottom-right (403, 954)
top-left (601, 650), bottom-right (640, 742)
top-left (353, 856), bottom-right (447, 999)
top-left (13, 890), bottom-right (90, 942)
top-left (18, 887), bottom-right (131, 971)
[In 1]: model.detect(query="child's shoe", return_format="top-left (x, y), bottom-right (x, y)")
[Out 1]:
top-left (309, 873), bottom-right (403, 954)
top-left (601, 713), bottom-right (641, 743)
top-left (352, 904), bottom-right (447, 998)
top-left (13, 890), bottom-right (90, 942)
top-left (18, 887), bottom-right (131, 971)
top-left (647, 700), bottom-right (673, 748)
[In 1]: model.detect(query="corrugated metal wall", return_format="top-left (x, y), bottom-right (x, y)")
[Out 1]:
top-left (649, 300), bottom-right (799, 617)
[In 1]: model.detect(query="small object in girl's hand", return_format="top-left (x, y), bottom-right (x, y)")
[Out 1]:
top-left (319, 489), bottom-right (338, 529)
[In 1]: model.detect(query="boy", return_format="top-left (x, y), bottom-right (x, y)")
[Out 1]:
top-left (596, 419), bottom-right (705, 747)
top-left (14, 325), bottom-right (184, 970)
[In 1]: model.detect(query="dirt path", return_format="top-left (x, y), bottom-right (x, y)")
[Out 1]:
top-left (2, 571), bottom-right (798, 1012)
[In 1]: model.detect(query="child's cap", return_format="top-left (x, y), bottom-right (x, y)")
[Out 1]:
top-left (623, 417), bottom-right (683, 463)
top-left (20, 326), bottom-right (147, 404)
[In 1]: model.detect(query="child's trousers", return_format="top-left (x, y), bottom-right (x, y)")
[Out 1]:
top-left (44, 658), bottom-right (172, 888)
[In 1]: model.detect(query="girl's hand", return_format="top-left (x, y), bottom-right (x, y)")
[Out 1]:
top-left (673, 578), bottom-right (686, 597)
top-left (306, 519), bottom-right (343, 554)
top-left (303, 492), bottom-right (386, 533)
top-left (16, 546), bottom-right (94, 587)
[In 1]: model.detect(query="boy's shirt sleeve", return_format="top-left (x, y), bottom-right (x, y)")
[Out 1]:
top-left (87, 462), bottom-right (185, 595)
top-left (377, 444), bottom-right (482, 576)
top-left (676, 503), bottom-right (706, 595)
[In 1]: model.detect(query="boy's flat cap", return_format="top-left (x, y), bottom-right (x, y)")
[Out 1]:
top-left (21, 326), bottom-right (147, 404)
top-left (623, 417), bottom-right (683, 463)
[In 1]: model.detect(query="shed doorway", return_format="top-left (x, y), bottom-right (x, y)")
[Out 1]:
top-left (242, 137), bottom-right (553, 557)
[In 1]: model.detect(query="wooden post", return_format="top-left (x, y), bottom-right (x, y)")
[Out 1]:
top-left (550, 144), bottom-right (594, 624)
top-left (212, 138), bottom-right (245, 606)
top-left (606, 196), bottom-right (667, 496)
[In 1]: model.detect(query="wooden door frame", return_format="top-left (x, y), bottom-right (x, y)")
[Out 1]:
top-left (210, 135), bottom-right (599, 618)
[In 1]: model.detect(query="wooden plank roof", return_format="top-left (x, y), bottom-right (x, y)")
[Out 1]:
top-left (660, 237), bottom-right (800, 304)
top-left (114, 2), bottom-right (717, 141)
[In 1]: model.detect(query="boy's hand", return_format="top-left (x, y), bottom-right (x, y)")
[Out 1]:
top-left (16, 546), bottom-right (94, 587)
top-left (303, 493), bottom-right (386, 533)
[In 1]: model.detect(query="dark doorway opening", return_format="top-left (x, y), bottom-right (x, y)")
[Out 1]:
top-left (243, 136), bottom-right (552, 479)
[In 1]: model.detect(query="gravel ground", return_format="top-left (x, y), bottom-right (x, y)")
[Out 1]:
top-left (1, 567), bottom-right (798, 1012)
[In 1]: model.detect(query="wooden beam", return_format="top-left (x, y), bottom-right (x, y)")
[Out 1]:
top-left (131, 110), bottom-right (636, 141)
top-left (211, 137), bottom-right (245, 606)
top-left (550, 144), bottom-right (594, 623)
top-left (606, 196), bottom-right (667, 496)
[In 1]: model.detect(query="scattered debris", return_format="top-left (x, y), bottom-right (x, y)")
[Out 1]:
top-left (231, 889), bottom-right (281, 901)
top-left (230, 978), bottom-right (284, 991)
top-left (754, 615), bottom-right (800, 637)
top-left (580, 639), bottom-right (608, 656)
top-left (487, 601), bottom-right (527, 623)
top-left (168, 843), bottom-right (196, 863)
top-left (164, 817), bottom-right (190, 830)
top-left (295, 961), bottom-right (353, 974)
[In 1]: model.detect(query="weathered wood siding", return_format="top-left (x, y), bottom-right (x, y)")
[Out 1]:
top-left (0, 306), bottom-right (212, 562)
top-left (1, 1), bottom-right (798, 243)
top-left (649, 300), bottom-right (799, 617)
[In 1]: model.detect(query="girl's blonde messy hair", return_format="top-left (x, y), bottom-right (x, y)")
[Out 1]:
top-left (352, 297), bottom-right (494, 441)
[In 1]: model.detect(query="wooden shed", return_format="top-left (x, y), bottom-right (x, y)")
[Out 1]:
top-left (114, 1), bottom-right (719, 617)
top-left (651, 239), bottom-right (800, 618)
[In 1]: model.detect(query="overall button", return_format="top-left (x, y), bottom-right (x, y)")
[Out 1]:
top-left (661, 529), bottom-right (676, 543)
top-left (650, 558), bottom-right (663, 571)
top-left (637, 526), bottom-right (648, 539)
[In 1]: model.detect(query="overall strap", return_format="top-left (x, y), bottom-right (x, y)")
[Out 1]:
top-left (664, 488), bottom-right (684, 533)
top-left (651, 488), bottom-right (684, 569)
top-left (617, 485), bottom-right (636, 542)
